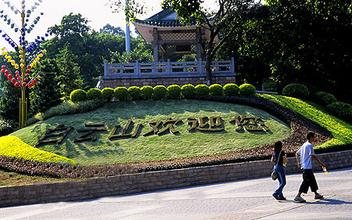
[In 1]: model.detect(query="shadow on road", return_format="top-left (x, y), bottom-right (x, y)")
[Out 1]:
top-left (307, 198), bottom-right (352, 205)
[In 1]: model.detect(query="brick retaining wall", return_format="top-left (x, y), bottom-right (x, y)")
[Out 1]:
top-left (0, 150), bottom-right (351, 207)
top-left (102, 76), bottom-right (236, 88)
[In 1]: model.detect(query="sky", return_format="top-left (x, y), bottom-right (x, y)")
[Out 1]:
top-left (0, 0), bottom-right (166, 49)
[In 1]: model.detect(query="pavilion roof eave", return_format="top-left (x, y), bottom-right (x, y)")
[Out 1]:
top-left (133, 22), bottom-right (199, 44)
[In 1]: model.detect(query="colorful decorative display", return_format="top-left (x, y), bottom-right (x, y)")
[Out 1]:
top-left (0, 0), bottom-right (48, 128)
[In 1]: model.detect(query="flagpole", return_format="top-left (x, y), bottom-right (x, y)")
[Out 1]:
top-left (125, 0), bottom-right (131, 53)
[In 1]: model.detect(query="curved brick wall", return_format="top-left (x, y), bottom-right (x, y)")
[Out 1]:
top-left (0, 149), bottom-right (351, 207)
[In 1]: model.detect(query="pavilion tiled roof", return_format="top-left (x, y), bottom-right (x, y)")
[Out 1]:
top-left (134, 8), bottom-right (196, 27)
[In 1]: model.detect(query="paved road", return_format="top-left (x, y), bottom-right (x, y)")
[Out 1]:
top-left (1, 167), bottom-right (352, 220)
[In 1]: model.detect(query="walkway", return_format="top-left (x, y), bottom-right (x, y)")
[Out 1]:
top-left (1, 167), bottom-right (351, 220)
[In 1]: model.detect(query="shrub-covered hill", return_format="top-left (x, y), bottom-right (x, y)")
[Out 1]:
top-left (10, 100), bottom-right (291, 166)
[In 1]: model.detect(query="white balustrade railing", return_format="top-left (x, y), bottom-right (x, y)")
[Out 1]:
top-left (103, 58), bottom-right (235, 79)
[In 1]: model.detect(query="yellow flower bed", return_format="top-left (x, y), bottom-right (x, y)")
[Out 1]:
top-left (0, 136), bottom-right (77, 165)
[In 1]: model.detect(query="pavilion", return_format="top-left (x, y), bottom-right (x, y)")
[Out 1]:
top-left (100, 8), bottom-right (235, 88)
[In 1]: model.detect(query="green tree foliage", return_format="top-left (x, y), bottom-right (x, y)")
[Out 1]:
top-left (111, 36), bottom-right (153, 63)
top-left (29, 59), bottom-right (62, 114)
top-left (100, 24), bottom-right (125, 35)
top-left (221, 0), bottom-right (352, 100)
top-left (55, 45), bottom-right (83, 98)
top-left (0, 73), bottom-right (19, 122)
top-left (163, 0), bottom-right (256, 83)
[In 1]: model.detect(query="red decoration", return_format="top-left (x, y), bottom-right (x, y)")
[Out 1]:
top-left (11, 78), bottom-right (16, 84)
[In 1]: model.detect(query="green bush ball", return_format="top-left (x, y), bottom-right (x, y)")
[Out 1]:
top-left (282, 83), bottom-right (309, 98)
top-left (209, 84), bottom-right (224, 96)
top-left (70, 89), bottom-right (87, 103)
top-left (141, 86), bottom-right (154, 100)
top-left (195, 84), bottom-right (209, 98)
top-left (239, 83), bottom-right (256, 95)
top-left (114, 87), bottom-right (129, 101)
top-left (128, 86), bottom-right (141, 100)
top-left (223, 83), bottom-right (239, 96)
top-left (181, 84), bottom-right (196, 99)
top-left (153, 85), bottom-right (168, 100)
top-left (167, 84), bottom-right (182, 99)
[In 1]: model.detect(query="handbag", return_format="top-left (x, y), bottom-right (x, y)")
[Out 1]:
top-left (271, 150), bottom-right (282, 180)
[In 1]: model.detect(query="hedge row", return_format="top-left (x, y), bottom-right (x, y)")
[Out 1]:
top-left (70, 83), bottom-right (257, 103)
top-left (282, 83), bottom-right (352, 123)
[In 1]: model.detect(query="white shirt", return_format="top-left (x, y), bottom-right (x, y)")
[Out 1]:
top-left (298, 141), bottom-right (315, 169)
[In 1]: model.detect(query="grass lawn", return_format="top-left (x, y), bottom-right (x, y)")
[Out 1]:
top-left (260, 95), bottom-right (352, 151)
top-left (11, 100), bottom-right (290, 166)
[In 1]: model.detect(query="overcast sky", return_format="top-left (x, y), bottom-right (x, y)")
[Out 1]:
top-left (0, 0), bottom-right (166, 49)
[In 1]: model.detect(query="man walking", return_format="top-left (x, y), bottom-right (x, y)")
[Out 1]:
top-left (294, 131), bottom-right (326, 203)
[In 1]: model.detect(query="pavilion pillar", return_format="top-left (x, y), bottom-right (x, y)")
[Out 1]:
top-left (152, 28), bottom-right (159, 62)
top-left (196, 27), bottom-right (203, 61)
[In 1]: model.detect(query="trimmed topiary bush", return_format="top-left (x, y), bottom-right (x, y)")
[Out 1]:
top-left (101, 88), bottom-right (114, 102)
top-left (209, 84), bottom-right (223, 96)
top-left (223, 83), bottom-right (239, 96)
top-left (181, 84), bottom-right (196, 99)
top-left (195, 84), bottom-right (209, 98)
top-left (86, 88), bottom-right (102, 100)
top-left (315, 91), bottom-right (337, 106)
top-left (239, 83), bottom-right (256, 95)
top-left (153, 85), bottom-right (168, 100)
top-left (167, 84), bottom-right (182, 99)
top-left (114, 87), bottom-right (129, 101)
top-left (70, 89), bottom-right (87, 103)
top-left (141, 86), bottom-right (154, 100)
top-left (282, 83), bottom-right (309, 98)
top-left (327, 101), bottom-right (352, 122)
top-left (128, 86), bottom-right (141, 100)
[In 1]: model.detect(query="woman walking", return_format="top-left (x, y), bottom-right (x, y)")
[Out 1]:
top-left (271, 141), bottom-right (287, 200)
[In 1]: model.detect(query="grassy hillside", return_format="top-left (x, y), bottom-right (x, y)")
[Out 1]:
top-left (260, 95), bottom-right (352, 151)
top-left (12, 100), bottom-right (290, 166)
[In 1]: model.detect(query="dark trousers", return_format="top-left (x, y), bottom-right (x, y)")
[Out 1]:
top-left (299, 169), bottom-right (319, 193)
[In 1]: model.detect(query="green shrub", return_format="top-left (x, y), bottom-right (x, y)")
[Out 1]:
top-left (101, 88), bottom-right (114, 102)
top-left (128, 86), bottom-right (141, 100)
top-left (223, 83), bottom-right (239, 96)
top-left (181, 84), bottom-right (196, 99)
top-left (114, 87), bottom-right (129, 101)
top-left (239, 83), bottom-right (256, 95)
top-left (282, 83), bottom-right (309, 98)
top-left (209, 84), bottom-right (223, 96)
top-left (153, 85), bottom-right (168, 100)
top-left (195, 84), bottom-right (209, 98)
top-left (315, 91), bottom-right (337, 106)
top-left (86, 88), bottom-right (102, 100)
top-left (141, 86), bottom-right (154, 100)
top-left (327, 101), bottom-right (352, 122)
top-left (36, 100), bottom-right (104, 121)
top-left (167, 84), bottom-right (182, 99)
top-left (0, 118), bottom-right (14, 136)
top-left (70, 89), bottom-right (87, 103)
top-left (262, 79), bottom-right (278, 92)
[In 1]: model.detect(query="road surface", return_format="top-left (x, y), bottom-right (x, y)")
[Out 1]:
top-left (1, 167), bottom-right (352, 220)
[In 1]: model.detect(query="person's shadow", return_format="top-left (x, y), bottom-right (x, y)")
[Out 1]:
top-left (307, 198), bottom-right (352, 205)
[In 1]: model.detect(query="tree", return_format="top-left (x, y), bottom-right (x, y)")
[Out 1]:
top-left (55, 45), bottom-right (83, 98)
top-left (100, 24), bottom-right (125, 35)
top-left (0, 74), bottom-right (20, 122)
top-left (29, 59), bottom-right (62, 114)
top-left (163, 0), bottom-right (256, 84)
top-left (110, 36), bottom-right (153, 63)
